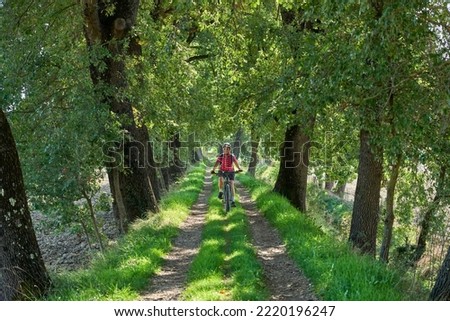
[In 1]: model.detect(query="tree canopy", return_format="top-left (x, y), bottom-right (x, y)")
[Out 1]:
top-left (1, 0), bottom-right (448, 300)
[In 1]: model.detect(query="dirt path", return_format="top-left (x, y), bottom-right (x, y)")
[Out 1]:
top-left (237, 184), bottom-right (317, 301)
top-left (140, 173), bottom-right (213, 301)
top-left (139, 172), bottom-right (317, 301)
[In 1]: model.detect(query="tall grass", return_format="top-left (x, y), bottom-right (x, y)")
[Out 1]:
top-left (44, 165), bottom-right (206, 300)
top-left (181, 178), bottom-right (268, 301)
top-left (238, 174), bottom-right (422, 301)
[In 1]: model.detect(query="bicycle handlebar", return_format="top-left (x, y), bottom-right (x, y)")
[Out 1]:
top-left (211, 169), bottom-right (243, 175)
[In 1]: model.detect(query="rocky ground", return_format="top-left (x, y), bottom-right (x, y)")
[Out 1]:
top-left (32, 210), bottom-right (120, 272)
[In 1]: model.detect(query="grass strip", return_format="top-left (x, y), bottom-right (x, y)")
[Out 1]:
top-left (226, 201), bottom-right (269, 300)
top-left (45, 165), bottom-right (206, 300)
top-left (181, 178), bottom-right (268, 301)
top-left (238, 174), bottom-right (417, 301)
top-left (181, 191), bottom-right (228, 300)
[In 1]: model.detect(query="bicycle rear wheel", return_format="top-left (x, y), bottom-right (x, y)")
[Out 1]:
top-left (224, 184), bottom-right (231, 213)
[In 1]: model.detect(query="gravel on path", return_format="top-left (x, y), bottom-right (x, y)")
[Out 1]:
top-left (237, 184), bottom-right (317, 301)
top-left (140, 172), bottom-right (213, 301)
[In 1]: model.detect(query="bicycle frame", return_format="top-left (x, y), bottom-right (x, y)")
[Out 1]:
top-left (221, 171), bottom-right (234, 213)
top-left (212, 170), bottom-right (240, 213)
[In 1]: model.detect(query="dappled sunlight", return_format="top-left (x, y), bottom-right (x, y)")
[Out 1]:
top-left (182, 275), bottom-right (231, 301)
top-left (44, 166), bottom-right (206, 300)
top-left (118, 256), bottom-right (152, 271)
top-left (177, 185), bottom-right (202, 194)
top-left (240, 174), bottom-right (410, 300)
top-left (226, 249), bottom-right (246, 261)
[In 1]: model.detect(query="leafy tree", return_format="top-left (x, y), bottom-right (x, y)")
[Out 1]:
top-left (1, 0), bottom-right (120, 243)
top-left (269, 4), bottom-right (325, 212)
top-left (81, 0), bottom-right (160, 228)
top-left (311, 0), bottom-right (450, 257)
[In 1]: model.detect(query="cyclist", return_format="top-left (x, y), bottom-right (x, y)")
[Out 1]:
top-left (211, 142), bottom-right (242, 207)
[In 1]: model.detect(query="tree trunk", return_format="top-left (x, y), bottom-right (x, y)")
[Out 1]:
top-left (170, 133), bottom-right (185, 168)
top-left (82, 191), bottom-right (105, 253)
top-left (247, 130), bottom-right (259, 177)
top-left (413, 166), bottom-right (446, 262)
top-left (191, 148), bottom-right (202, 164)
top-left (324, 175), bottom-right (334, 191)
top-left (79, 219), bottom-right (93, 251)
top-left (108, 167), bottom-right (127, 234)
top-left (0, 109), bottom-right (51, 300)
top-left (274, 117), bottom-right (315, 213)
top-left (233, 127), bottom-right (243, 159)
top-left (429, 246), bottom-right (450, 300)
top-left (82, 0), bottom-right (159, 225)
top-left (160, 167), bottom-right (171, 190)
top-left (349, 129), bottom-right (383, 256)
top-left (334, 180), bottom-right (346, 198)
top-left (118, 131), bottom-right (159, 220)
top-left (195, 148), bottom-right (203, 162)
top-left (379, 154), bottom-right (402, 263)
top-left (169, 133), bottom-right (185, 179)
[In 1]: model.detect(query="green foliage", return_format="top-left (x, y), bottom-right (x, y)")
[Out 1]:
top-left (307, 184), bottom-right (352, 239)
top-left (1, 0), bottom-right (122, 235)
top-left (1, 0), bottom-right (448, 301)
top-left (255, 160), bottom-right (280, 184)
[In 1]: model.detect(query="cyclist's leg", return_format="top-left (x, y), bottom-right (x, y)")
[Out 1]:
top-left (229, 172), bottom-right (236, 205)
top-left (218, 176), bottom-right (224, 199)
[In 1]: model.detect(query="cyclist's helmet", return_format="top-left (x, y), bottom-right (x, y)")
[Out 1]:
top-left (223, 143), bottom-right (231, 149)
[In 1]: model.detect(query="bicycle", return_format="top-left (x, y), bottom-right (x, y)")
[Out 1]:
top-left (211, 169), bottom-right (242, 213)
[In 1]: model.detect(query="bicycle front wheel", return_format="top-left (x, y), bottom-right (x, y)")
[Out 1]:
top-left (224, 184), bottom-right (231, 213)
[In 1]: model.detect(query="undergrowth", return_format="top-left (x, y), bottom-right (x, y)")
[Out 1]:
top-left (44, 165), bottom-right (206, 300)
top-left (239, 174), bottom-right (426, 301)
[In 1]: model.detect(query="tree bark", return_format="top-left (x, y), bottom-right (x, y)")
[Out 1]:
top-left (379, 154), bottom-right (402, 263)
top-left (429, 245), bottom-right (450, 300)
top-left (324, 174), bottom-right (334, 191)
top-left (349, 129), bottom-right (383, 256)
top-left (334, 180), bottom-right (347, 198)
top-left (247, 130), bottom-right (259, 177)
top-left (81, 0), bottom-right (159, 225)
top-left (0, 109), bottom-right (51, 300)
top-left (160, 167), bottom-right (171, 190)
top-left (233, 127), bottom-right (243, 159)
top-left (413, 166), bottom-right (446, 262)
top-left (274, 117), bottom-right (315, 213)
top-left (82, 190), bottom-right (105, 253)
top-left (168, 132), bottom-right (185, 178)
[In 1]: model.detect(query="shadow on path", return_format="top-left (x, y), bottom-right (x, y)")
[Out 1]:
top-left (140, 172), bottom-right (212, 301)
top-left (237, 183), bottom-right (317, 301)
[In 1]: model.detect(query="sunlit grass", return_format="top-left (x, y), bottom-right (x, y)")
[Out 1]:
top-left (238, 174), bottom-right (420, 301)
top-left (45, 165), bottom-right (206, 301)
top-left (226, 202), bottom-right (268, 301)
top-left (181, 178), bottom-right (268, 301)
top-left (181, 193), bottom-right (228, 300)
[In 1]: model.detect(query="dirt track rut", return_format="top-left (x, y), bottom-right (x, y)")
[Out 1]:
top-left (140, 173), bottom-right (317, 301)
